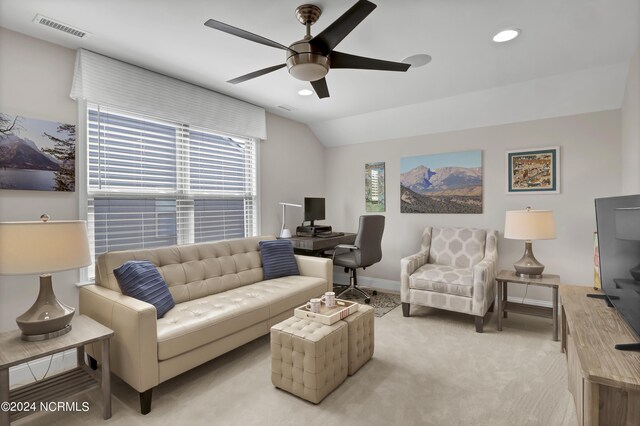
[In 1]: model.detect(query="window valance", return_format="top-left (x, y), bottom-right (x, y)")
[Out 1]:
top-left (70, 49), bottom-right (266, 139)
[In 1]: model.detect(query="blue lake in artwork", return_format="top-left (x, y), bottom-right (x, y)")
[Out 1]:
top-left (0, 168), bottom-right (56, 191)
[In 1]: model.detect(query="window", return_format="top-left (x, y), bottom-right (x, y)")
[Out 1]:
top-left (86, 105), bottom-right (258, 270)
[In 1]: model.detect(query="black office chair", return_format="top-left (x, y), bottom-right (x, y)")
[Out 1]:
top-left (333, 215), bottom-right (385, 304)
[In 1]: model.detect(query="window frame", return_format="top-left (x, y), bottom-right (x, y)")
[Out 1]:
top-left (78, 101), bottom-right (260, 283)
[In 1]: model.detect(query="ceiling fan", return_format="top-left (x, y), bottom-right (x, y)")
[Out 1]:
top-left (204, 0), bottom-right (410, 99)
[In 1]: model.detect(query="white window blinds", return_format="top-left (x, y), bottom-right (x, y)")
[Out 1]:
top-left (71, 49), bottom-right (267, 140)
top-left (87, 105), bottom-right (258, 260)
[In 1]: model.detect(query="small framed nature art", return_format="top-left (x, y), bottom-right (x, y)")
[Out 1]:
top-left (365, 162), bottom-right (385, 212)
top-left (0, 112), bottom-right (76, 192)
top-left (506, 147), bottom-right (560, 194)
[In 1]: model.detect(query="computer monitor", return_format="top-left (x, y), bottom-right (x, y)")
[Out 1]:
top-left (304, 197), bottom-right (325, 226)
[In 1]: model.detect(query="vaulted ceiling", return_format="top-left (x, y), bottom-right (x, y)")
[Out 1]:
top-left (0, 0), bottom-right (638, 145)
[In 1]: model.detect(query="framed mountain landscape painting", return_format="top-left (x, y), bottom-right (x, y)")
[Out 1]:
top-left (400, 150), bottom-right (482, 214)
top-left (0, 113), bottom-right (76, 191)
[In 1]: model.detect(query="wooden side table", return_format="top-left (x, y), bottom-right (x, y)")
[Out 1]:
top-left (0, 315), bottom-right (113, 425)
top-left (495, 270), bottom-right (561, 341)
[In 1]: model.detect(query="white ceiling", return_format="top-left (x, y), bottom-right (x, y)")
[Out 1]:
top-left (0, 0), bottom-right (638, 145)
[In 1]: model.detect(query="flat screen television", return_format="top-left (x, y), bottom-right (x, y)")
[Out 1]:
top-left (304, 197), bottom-right (325, 226)
top-left (595, 194), bottom-right (640, 350)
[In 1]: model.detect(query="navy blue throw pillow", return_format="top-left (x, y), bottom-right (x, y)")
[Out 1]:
top-left (113, 260), bottom-right (175, 319)
top-left (259, 239), bottom-right (299, 280)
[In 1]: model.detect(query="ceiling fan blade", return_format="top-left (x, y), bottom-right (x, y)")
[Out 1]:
top-left (330, 51), bottom-right (411, 72)
top-left (311, 78), bottom-right (330, 99)
top-left (227, 64), bottom-right (286, 84)
top-left (310, 0), bottom-right (377, 54)
top-left (205, 19), bottom-right (294, 52)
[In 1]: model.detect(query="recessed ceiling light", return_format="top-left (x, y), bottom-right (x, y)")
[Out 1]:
top-left (298, 89), bottom-right (313, 96)
top-left (492, 28), bottom-right (520, 43)
top-left (402, 54), bottom-right (432, 69)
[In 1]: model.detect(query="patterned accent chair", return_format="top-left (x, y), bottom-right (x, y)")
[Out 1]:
top-left (400, 227), bottom-right (498, 332)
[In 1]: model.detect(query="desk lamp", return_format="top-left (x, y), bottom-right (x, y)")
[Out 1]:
top-left (504, 207), bottom-right (556, 278)
top-left (0, 215), bottom-right (91, 341)
top-left (279, 202), bottom-right (302, 238)
top-left (615, 207), bottom-right (640, 281)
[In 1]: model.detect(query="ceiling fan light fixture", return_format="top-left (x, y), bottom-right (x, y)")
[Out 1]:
top-left (286, 44), bottom-right (330, 81)
top-left (492, 28), bottom-right (520, 43)
top-left (298, 89), bottom-right (314, 96)
top-left (288, 62), bottom-right (328, 81)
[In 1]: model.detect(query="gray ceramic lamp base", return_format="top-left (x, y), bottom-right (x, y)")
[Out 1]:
top-left (16, 274), bottom-right (75, 341)
top-left (513, 241), bottom-right (545, 278)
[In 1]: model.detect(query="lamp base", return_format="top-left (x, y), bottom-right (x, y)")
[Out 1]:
top-left (280, 228), bottom-right (292, 239)
top-left (16, 274), bottom-right (75, 341)
top-left (513, 241), bottom-right (545, 279)
top-left (21, 324), bottom-right (72, 342)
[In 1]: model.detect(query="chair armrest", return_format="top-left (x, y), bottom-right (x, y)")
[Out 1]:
top-left (79, 285), bottom-right (159, 392)
top-left (332, 244), bottom-right (360, 261)
top-left (334, 244), bottom-right (359, 250)
top-left (400, 251), bottom-right (429, 302)
top-left (294, 255), bottom-right (333, 292)
top-left (471, 256), bottom-right (497, 316)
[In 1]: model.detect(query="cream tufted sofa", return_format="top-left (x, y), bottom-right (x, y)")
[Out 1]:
top-left (400, 227), bottom-right (498, 332)
top-left (79, 235), bottom-right (332, 414)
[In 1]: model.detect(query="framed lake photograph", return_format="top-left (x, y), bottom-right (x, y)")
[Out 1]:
top-left (400, 150), bottom-right (482, 214)
top-left (0, 113), bottom-right (76, 192)
top-left (365, 162), bottom-right (385, 212)
top-left (506, 146), bottom-right (559, 194)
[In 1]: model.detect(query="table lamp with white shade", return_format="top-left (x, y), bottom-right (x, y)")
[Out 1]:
top-left (0, 215), bottom-right (91, 341)
top-left (279, 202), bottom-right (302, 238)
top-left (504, 207), bottom-right (556, 278)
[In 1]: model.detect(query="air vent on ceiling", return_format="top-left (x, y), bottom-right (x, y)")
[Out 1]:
top-left (33, 14), bottom-right (90, 38)
top-left (277, 104), bottom-right (295, 112)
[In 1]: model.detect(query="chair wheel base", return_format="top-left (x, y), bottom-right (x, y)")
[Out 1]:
top-left (364, 298), bottom-right (371, 304)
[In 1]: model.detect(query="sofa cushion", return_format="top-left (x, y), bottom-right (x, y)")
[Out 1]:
top-left (156, 275), bottom-right (326, 360)
top-left (113, 260), bottom-right (175, 318)
top-left (409, 264), bottom-right (473, 298)
top-left (259, 239), bottom-right (299, 280)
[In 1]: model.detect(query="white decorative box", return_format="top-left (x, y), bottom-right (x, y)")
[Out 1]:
top-left (294, 299), bottom-right (359, 325)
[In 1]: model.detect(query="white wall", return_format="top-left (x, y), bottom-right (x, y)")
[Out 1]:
top-left (0, 28), bottom-right (325, 331)
top-left (622, 48), bottom-right (640, 194)
top-left (0, 28), bottom-right (79, 332)
top-left (260, 113), bottom-right (325, 237)
top-left (325, 111), bottom-right (621, 302)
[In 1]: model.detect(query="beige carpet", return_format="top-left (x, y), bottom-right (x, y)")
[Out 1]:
top-left (16, 305), bottom-right (578, 426)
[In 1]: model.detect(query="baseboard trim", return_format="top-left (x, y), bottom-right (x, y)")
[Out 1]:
top-left (9, 349), bottom-right (77, 389)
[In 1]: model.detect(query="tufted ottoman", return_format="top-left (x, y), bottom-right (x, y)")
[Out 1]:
top-left (342, 304), bottom-right (375, 375)
top-left (270, 317), bottom-right (348, 404)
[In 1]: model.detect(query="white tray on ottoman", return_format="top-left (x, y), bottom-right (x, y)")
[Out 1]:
top-left (294, 299), bottom-right (359, 325)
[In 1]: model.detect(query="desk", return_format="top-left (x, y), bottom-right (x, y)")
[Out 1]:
top-left (289, 233), bottom-right (356, 255)
top-left (0, 315), bottom-right (113, 425)
top-left (496, 270), bottom-right (561, 341)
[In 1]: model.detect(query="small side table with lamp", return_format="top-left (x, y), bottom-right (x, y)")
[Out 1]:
top-left (0, 215), bottom-right (114, 424)
top-left (498, 208), bottom-right (561, 341)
